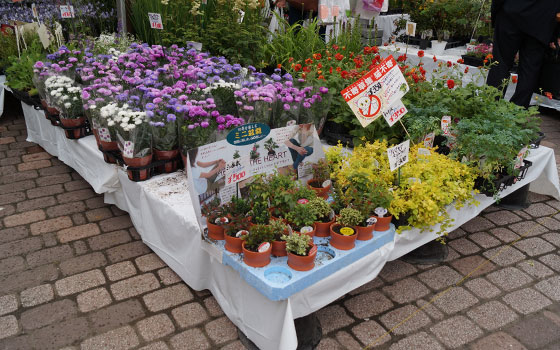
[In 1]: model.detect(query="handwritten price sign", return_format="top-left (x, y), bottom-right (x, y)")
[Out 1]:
top-left (382, 100), bottom-right (408, 127)
top-left (225, 156), bottom-right (250, 186)
top-left (59, 5), bottom-right (74, 18)
top-left (387, 139), bottom-right (410, 172)
top-left (148, 13), bottom-right (163, 29)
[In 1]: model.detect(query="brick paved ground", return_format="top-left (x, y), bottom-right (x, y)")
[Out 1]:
top-left (1, 92), bottom-right (560, 350)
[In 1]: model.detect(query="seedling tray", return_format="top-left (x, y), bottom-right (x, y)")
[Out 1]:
top-left (204, 225), bottom-right (395, 301)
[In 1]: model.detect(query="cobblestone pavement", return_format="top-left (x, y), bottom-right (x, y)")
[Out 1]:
top-left (1, 93), bottom-right (560, 350)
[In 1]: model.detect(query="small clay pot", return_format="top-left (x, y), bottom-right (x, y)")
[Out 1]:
top-left (154, 148), bottom-right (179, 173)
top-left (375, 215), bottom-right (393, 231)
top-left (123, 154), bottom-right (153, 181)
top-left (287, 243), bottom-right (317, 271)
top-left (206, 217), bottom-right (225, 240)
top-left (356, 222), bottom-right (376, 241)
top-left (181, 152), bottom-right (187, 172)
top-left (272, 240), bottom-right (287, 257)
top-left (315, 217), bottom-right (335, 237)
top-left (242, 241), bottom-right (271, 268)
top-left (59, 116), bottom-right (86, 139)
top-left (99, 140), bottom-right (119, 164)
top-left (329, 223), bottom-right (357, 250)
top-left (307, 179), bottom-right (331, 199)
top-left (293, 223), bottom-right (316, 238)
top-left (224, 234), bottom-right (244, 253)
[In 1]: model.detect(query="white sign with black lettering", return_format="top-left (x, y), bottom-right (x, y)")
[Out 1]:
top-left (382, 99), bottom-right (408, 127)
top-left (387, 139), bottom-right (410, 172)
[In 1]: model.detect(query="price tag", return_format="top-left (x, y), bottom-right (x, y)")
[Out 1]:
top-left (423, 132), bottom-right (434, 148)
top-left (32, 4), bottom-right (38, 19)
top-left (339, 227), bottom-right (355, 236)
top-left (257, 242), bottom-right (270, 252)
top-left (148, 13), bottom-right (163, 29)
top-left (387, 139), bottom-right (410, 172)
top-left (225, 156), bottom-right (250, 186)
top-left (308, 245), bottom-right (317, 256)
top-left (60, 5), bottom-right (74, 18)
top-left (297, 198), bottom-right (309, 205)
top-left (515, 147), bottom-right (528, 169)
top-left (382, 100), bottom-right (408, 127)
top-left (299, 226), bottom-right (313, 234)
top-left (406, 21), bottom-right (416, 37)
top-left (322, 179), bottom-right (331, 188)
top-left (441, 116), bottom-right (452, 136)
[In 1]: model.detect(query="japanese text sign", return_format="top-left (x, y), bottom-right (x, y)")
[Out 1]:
top-left (148, 13), bottom-right (163, 29)
top-left (382, 100), bottom-right (408, 127)
top-left (387, 139), bottom-right (410, 172)
top-left (59, 5), bottom-right (74, 18)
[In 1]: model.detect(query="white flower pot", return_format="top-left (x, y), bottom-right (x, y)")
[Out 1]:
top-left (431, 40), bottom-right (447, 56)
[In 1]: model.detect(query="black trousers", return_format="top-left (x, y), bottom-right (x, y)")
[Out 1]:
top-left (487, 12), bottom-right (547, 108)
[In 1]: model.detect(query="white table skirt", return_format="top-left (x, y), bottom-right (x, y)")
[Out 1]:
top-left (0, 75), bottom-right (6, 118)
top-left (22, 101), bottom-right (560, 350)
top-left (380, 43), bottom-right (560, 111)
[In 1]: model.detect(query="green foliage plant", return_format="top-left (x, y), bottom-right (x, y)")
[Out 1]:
top-left (242, 223), bottom-right (275, 251)
top-left (270, 218), bottom-right (290, 241)
top-left (281, 232), bottom-right (312, 256)
top-left (311, 158), bottom-right (329, 184)
top-left (336, 208), bottom-right (363, 228)
top-left (308, 198), bottom-right (332, 223)
top-left (225, 215), bottom-right (250, 237)
top-left (251, 200), bottom-right (270, 225)
top-left (285, 203), bottom-right (317, 231)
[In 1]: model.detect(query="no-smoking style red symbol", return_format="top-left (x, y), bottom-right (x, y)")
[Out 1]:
top-left (356, 94), bottom-right (381, 119)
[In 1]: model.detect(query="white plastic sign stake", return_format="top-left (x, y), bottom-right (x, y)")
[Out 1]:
top-left (441, 116), bottom-right (452, 136)
top-left (382, 99), bottom-right (408, 127)
top-left (238, 10), bottom-right (245, 23)
top-left (387, 139), bottom-right (410, 172)
top-left (148, 13), bottom-right (163, 29)
top-left (31, 4), bottom-right (38, 20)
top-left (60, 5), bottom-right (74, 18)
top-left (423, 132), bottom-right (434, 148)
top-left (406, 21), bottom-right (416, 37)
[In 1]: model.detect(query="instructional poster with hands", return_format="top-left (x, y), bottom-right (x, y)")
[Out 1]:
top-left (186, 123), bottom-right (325, 231)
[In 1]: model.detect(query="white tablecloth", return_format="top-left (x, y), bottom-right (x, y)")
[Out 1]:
top-left (22, 101), bottom-right (560, 350)
top-left (0, 75), bottom-right (6, 118)
top-left (381, 43), bottom-right (560, 111)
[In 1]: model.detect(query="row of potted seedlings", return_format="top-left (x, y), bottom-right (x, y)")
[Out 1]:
top-left (202, 170), bottom-right (393, 271)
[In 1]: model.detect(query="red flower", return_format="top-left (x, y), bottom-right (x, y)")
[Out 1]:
top-left (483, 59), bottom-right (488, 64)
top-left (335, 53), bottom-right (344, 61)
top-left (545, 92), bottom-right (553, 100)
top-left (329, 67), bottom-right (333, 74)
top-left (340, 70), bottom-right (349, 79)
top-left (336, 67), bottom-right (342, 72)
top-left (303, 66), bottom-right (311, 73)
top-left (317, 63), bottom-right (323, 68)
top-left (313, 53), bottom-right (322, 60)
top-left (457, 58), bottom-right (464, 64)
top-left (447, 79), bottom-right (455, 89)
top-left (277, 64), bottom-right (282, 69)
top-left (363, 46), bottom-right (371, 55)
top-left (293, 64), bottom-right (302, 72)
top-left (418, 50), bottom-right (424, 57)
top-left (397, 54), bottom-right (407, 62)
top-left (383, 42), bottom-right (388, 46)
top-left (486, 54), bottom-right (493, 60)
top-left (332, 44), bottom-right (339, 50)
top-left (512, 75), bottom-right (518, 83)
top-left (372, 46), bottom-right (379, 53)
top-left (349, 52), bottom-right (354, 58)
top-left (305, 58), bottom-right (313, 65)
top-left (433, 56), bottom-right (437, 62)
top-left (446, 61), bottom-right (452, 67)
top-left (288, 57), bottom-right (294, 63)
top-left (464, 67), bottom-right (469, 73)
top-left (354, 58), bottom-right (363, 68)
top-left (318, 75), bottom-right (325, 80)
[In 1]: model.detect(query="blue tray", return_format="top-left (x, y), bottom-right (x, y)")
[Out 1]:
top-left (205, 225), bottom-right (395, 301)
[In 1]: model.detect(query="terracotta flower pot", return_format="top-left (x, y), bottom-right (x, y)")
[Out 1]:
top-left (272, 240), bottom-right (287, 257)
top-left (99, 140), bottom-right (119, 164)
top-left (154, 149), bottom-right (179, 173)
top-left (60, 116), bottom-right (86, 139)
top-left (40, 99), bottom-right (48, 110)
top-left (123, 154), bottom-right (153, 181)
top-left (242, 241), bottom-right (271, 268)
top-left (224, 234), bottom-right (244, 253)
top-left (181, 152), bottom-right (187, 172)
top-left (287, 244), bottom-right (316, 271)
top-left (375, 215), bottom-right (393, 232)
top-left (293, 223), bottom-right (316, 238)
top-left (315, 217), bottom-right (335, 237)
top-left (307, 179), bottom-right (331, 199)
top-left (206, 217), bottom-right (225, 240)
top-left (329, 223), bottom-right (357, 250)
top-left (356, 223), bottom-right (376, 241)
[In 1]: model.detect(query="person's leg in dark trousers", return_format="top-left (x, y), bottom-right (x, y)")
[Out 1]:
top-left (487, 13), bottom-right (522, 94)
top-left (510, 37), bottom-right (547, 108)
top-left (288, 5), bottom-right (304, 26)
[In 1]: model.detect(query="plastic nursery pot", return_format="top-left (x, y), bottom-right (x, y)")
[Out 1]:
top-left (206, 217), bottom-right (225, 241)
top-left (315, 217), bottom-right (335, 237)
top-left (242, 241), bottom-right (272, 268)
top-left (329, 223), bottom-right (358, 250)
top-left (224, 233), bottom-right (245, 254)
top-left (294, 223), bottom-right (316, 238)
top-left (272, 240), bottom-right (287, 257)
top-left (154, 149), bottom-right (179, 173)
top-left (99, 140), bottom-right (119, 164)
top-left (123, 154), bottom-right (153, 181)
top-left (287, 244), bottom-right (317, 271)
top-left (59, 116), bottom-right (86, 139)
top-left (374, 215), bottom-right (392, 232)
top-left (356, 222), bottom-right (376, 241)
top-left (307, 179), bottom-right (331, 199)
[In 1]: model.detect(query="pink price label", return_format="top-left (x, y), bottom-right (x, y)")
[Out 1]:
top-left (257, 242), bottom-right (270, 253)
top-left (297, 198), bottom-right (309, 205)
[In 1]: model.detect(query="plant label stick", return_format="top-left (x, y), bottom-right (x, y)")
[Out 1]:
top-left (387, 139), bottom-right (410, 172)
top-left (60, 5), bottom-right (74, 18)
top-left (382, 99), bottom-right (408, 127)
top-left (148, 13), bottom-right (163, 29)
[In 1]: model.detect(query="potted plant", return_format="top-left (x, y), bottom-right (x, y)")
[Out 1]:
top-left (307, 159), bottom-right (331, 199)
top-left (250, 200), bottom-right (271, 226)
top-left (116, 108), bottom-right (153, 181)
top-left (285, 203), bottom-right (317, 237)
top-left (373, 207), bottom-right (392, 232)
top-left (201, 197), bottom-right (228, 240)
top-left (308, 198), bottom-right (334, 237)
top-left (45, 75), bottom-right (85, 138)
top-left (271, 219), bottom-right (291, 257)
top-left (282, 232), bottom-right (317, 271)
top-left (461, 43), bottom-right (493, 67)
top-left (329, 208), bottom-right (362, 250)
top-left (241, 224), bottom-right (275, 268)
top-left (224, 215), bottom-right (250, 253)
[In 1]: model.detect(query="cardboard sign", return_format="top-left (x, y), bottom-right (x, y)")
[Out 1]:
top-left (60, 5), bottom-right (74, 18)
top-left (382, 99), bottom-right (408, 127)
top-left (148, 13), bottom-right (163, 29)
top-left (225, 156), bottom-right (250, 186)
top-left (406, 21), bottom-right (416, 37)
top-left (387, 139), bottom-right (410, 172)
top-left (341, 56), bottom-right (409, 128)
